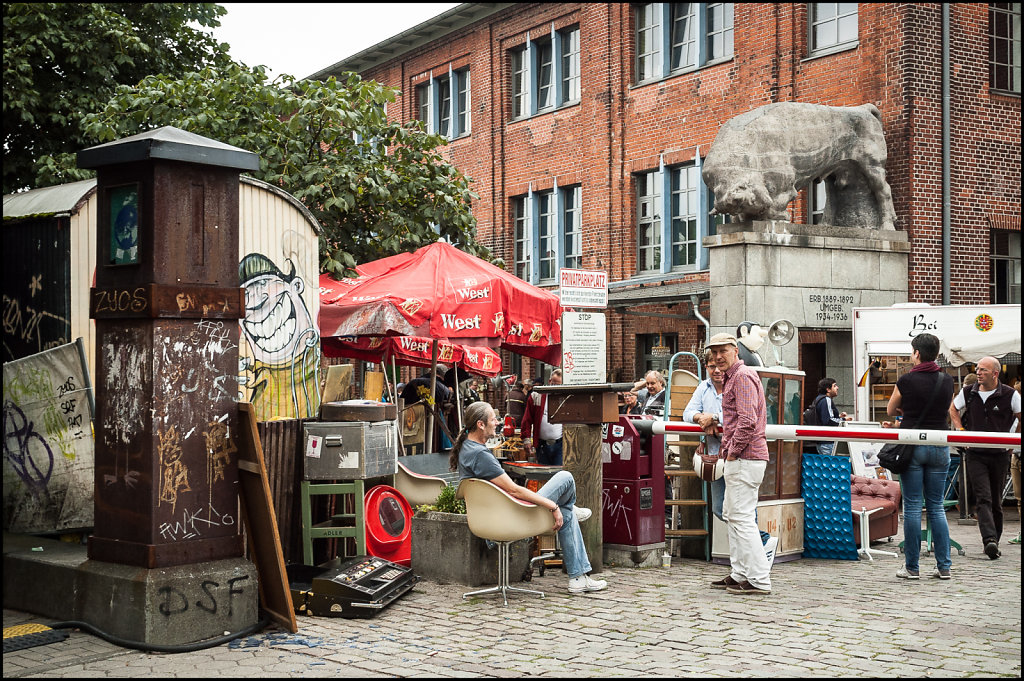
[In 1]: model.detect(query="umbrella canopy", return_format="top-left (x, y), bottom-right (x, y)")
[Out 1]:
top-left (319, 241), bottom-right (563, 364)
top-left (322, 334), bottom-right (502, 378)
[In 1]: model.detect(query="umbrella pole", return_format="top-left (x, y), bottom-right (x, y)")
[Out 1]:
top-left (427, 341), bottom-right (438, 453)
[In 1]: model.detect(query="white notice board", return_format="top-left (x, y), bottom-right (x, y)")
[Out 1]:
top-left (561, 311), bottom-right (606, 385)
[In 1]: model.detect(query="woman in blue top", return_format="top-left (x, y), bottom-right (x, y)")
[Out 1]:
top-left (452, 401), bottom-right (607, 595)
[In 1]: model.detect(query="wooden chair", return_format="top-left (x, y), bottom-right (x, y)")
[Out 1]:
top-left (457, 478), bottom-right (554, 606)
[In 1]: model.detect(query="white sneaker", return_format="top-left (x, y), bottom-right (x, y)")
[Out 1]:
top-left (568, 575), bottom-right (607, 594)
top-left (573, 505), bottom-right (592, 522)
top-left (764, 536), bottom-right (779, 569)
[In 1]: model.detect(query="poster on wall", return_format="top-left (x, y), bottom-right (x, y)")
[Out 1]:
top-left (3, 338), bottom-right (95, 533)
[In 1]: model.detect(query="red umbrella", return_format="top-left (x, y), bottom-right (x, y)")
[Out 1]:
top-left (322, 334), bottom-right (502, 378)
top-left (318, 241), bottom-right (562, 365)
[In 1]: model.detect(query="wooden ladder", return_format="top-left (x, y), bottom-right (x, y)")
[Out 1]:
top-left (665, 467), bottom-right (710, 561)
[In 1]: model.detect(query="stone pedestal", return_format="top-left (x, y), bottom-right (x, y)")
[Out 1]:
top-left (76, 558), bottom-right (258, 646)
top-left (705, 220), bottom-right (910, 371)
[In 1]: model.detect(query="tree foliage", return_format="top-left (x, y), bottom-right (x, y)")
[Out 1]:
top-left (78, 63), bottom-right (485, 275)
top-left (3, 3), bottom-right (231, 193)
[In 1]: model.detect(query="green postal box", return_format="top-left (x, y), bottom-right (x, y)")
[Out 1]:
top-left (303, 421), bottom-right (398, 480)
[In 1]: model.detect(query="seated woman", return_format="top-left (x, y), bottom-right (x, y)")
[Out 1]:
top-left (451, 401), bottom-right (608, 595)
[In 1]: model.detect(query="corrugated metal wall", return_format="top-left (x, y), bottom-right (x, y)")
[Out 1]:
top-left (70, 192), bottom-right (99, 371)
top-left (2, 217), bottom-right (72, 362)
top-left (237, 180), bottom-right (322, 422)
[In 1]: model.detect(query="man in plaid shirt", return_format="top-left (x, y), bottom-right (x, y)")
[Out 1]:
top-left (703, 333), bottom-right (772, 595)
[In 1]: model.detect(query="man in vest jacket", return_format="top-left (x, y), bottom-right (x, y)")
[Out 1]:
top-left (948, 356), bottom-right (1022, 560)
top-left (521, 369), bottom-right (564, 465)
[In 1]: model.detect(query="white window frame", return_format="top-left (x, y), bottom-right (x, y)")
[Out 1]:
top-left (808, 3), bottom-right (859, 54)
top-left (810, 178), bottom-right (827, 224)
top-left (511, 24), bottom-right (581, 120)
top-left (636, 3), bottom-right (735, 84)
top-left (514, 184), bottom-right (584, 284)
top-left (990, 2), bottom-right (1022, 93)
top-left (991, 229), bottom-right (1022, 303)
top-left (637, 156), bottom-right (717, 275)
top-left (415, 67), bottom-right (471, 139)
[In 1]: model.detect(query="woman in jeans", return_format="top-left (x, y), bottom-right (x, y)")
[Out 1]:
top-left (885, 332), bottom-right (955, 579)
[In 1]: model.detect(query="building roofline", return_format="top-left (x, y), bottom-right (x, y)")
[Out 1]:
top-left (307, 3), bottom-right (514, 80)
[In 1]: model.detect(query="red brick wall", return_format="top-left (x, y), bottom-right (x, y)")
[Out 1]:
top-left (358, 2), bottom-right (1020, 378)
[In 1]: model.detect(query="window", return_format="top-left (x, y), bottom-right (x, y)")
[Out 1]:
top-left (561, 26), bottom-right (581, 102)
top-left (510, 25), bottom-right (581, 119)
top-left (637, 171), bottom-right (662, 273)
top-left (513, 197), bottom-right (530, 280)
top-left (809, 3), bottom-right (858, 53)
top-left (670, 165), bottom-right (700, 268)
top-left (991, 230), bottom-right (1021, 303)
top-left (635, 3), bottom-right (734, 83)
top-left (512, 185), bottom-right (583, 283)
top-left (414, 68), bottom-right (471, 139)
top-left (990, 3), bottom-right (1021, 92)
top-left (636, 162), bottom-right (718, 274)
top-left (637, 333), bottom-right (677, 375)
top-left (810, 178), bottom-right (827, 224)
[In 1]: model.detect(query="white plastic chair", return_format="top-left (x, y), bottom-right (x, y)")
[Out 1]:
top-left (457, 478), bottom-right (554, 605)
top-left (394, 461), bottom-right (446, 508)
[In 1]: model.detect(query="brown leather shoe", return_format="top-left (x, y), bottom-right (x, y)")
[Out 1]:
top-left (710, 575), bottom-right (740, 589)
top-left (726, 580), bottom-right (770, 595)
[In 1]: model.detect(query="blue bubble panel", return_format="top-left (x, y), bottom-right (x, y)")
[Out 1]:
top-left (801, 453), bottom-right (858, 560)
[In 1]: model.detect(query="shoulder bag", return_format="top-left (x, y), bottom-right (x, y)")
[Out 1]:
top-left (693, 441), bottom-right (724, 482)
top-left (877, 374), bottom-right (945, 474)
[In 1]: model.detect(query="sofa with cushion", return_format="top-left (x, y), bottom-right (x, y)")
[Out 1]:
top-left (850, 474), bottom-right (901, 545)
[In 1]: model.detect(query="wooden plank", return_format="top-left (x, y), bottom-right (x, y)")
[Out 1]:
top-left (237, 402), bottom-right (297, 634)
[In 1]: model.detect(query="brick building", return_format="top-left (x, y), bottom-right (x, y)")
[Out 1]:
top-left (311, 3), bottom-right (1021, 396)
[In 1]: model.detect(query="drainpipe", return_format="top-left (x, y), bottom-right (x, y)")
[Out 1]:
top-left (941, 4), bottom-right (951, 304)
top-left (690, 294), bottom-right (710, 347)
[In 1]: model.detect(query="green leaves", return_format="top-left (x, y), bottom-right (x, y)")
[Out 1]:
top-left (3, 2), bottom-right (231, 193)
top-left (6, 3), bottom-right (484, 273)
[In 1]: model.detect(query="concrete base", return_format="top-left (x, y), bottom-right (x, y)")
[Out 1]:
top-left (603, 542), bottom-right (666, 568)
top-left (411, 512), bottom-right (531, 586)
top-left (4, 532), bottom-right (257, 646)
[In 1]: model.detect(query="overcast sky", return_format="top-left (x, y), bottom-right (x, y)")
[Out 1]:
top-left (211, 3), bottom-right (460, 81)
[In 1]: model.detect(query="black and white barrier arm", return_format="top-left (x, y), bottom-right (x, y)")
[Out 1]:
top-left (652, 421), bottom-right (1021, 451)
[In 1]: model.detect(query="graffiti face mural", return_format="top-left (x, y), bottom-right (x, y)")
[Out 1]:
top-left (238, 254), bottom-right (321, 420)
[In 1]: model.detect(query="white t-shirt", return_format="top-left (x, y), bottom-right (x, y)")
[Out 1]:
top-left (952, 386), bottom-right (1021, 431)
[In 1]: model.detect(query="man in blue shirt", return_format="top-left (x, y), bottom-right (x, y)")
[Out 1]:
top-left (683, 354), bottom-right (777, 569)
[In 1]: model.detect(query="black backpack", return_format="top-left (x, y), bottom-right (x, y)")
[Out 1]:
top-left (803, 395), bottom-right (824, 426)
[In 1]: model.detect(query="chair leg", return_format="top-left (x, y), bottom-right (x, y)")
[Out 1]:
top-left (464, 541), bottom-right (546, 606)
top-left (854, 508), bottom-right (897, 561)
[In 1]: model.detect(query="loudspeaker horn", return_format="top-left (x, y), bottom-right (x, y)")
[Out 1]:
top-left (767, 319), bottom-right (796, 346)
top-left (766, 319), bottom-right (796, 366)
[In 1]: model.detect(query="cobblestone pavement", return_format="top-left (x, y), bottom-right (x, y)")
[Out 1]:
top-left (4, 515), bottom-right (1020, 678)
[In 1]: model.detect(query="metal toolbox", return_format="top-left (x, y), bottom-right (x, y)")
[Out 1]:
top-left (302, 421), bottom-right (397, 480)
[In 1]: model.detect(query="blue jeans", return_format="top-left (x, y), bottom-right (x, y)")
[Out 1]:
top-left (816, 442), bottom-right (835, 455)
top-left (711, 476), bottom-right (771, 545)
top-left (536, 470), bottom-right (591, 578)
top-left (901, 445), bottom-right (952, 572)
top-left (537, 438), bottom-right (563, 465)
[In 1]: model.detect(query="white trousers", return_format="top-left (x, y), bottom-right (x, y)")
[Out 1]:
top-left (723, 458), bottom-right (771, 591)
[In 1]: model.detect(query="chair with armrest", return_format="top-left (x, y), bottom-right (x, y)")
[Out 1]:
top-left (850, 474), bottom-right (900, 560)
top-left (395, 461), bottom-right (446, 508)
top-left (457, 478), bottom-right (554, 606)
